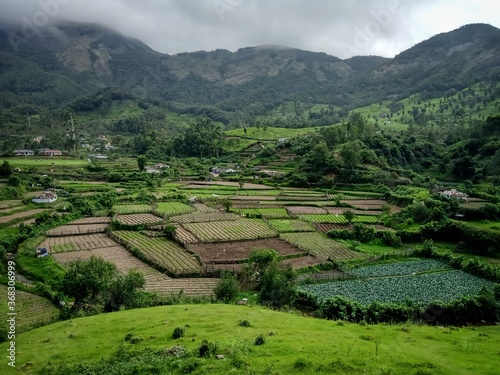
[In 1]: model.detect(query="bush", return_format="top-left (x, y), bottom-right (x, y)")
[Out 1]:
top-left (238, 320), bottom-right (251, 327)
top-left (213, 272), bottom-right (240, 302)
top-left (172, 327), bottom-right (185, 339)
top-left (254, 334), bottom-right (266, 346)
top-left (198, 340), bottom-right (218, 358)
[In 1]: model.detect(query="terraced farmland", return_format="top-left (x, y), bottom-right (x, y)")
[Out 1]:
top-left (298, 270), bottom-right (495, 305)
top-left (46, 224), bottom-right (108, 236)
top-left (182, 219), bottom-right (277, 242)
top-left (298, 214), bottom-right (379, 223)
top-left (40, 233), bottom-right (118, 253)
top-left (285, 206), bottom-right (327, 215)
top-left (155, 202), bottom-right (195, 216)
top-left (111, 231), bottom-right (202, 274)
top-left (237, 208), bottom-right (289, 218)
top-left (313, 223), bottom-right (394, 234)
top-left (174, 225), bottom-right (200, 244)
top-left (188, 238), bottom-right (304, 263)
top-left (52, 244), bottom-right (217, 296)
top-left (113, 204), bottom-right (152, 214)
top-left (116, 213), bottom-right (164, 226)
top-left (267, 219), bottom-right (314, 232)
top-left (68, 216), bottom-right (111, 225)
top-left (0, 285), bottom-right (58, 332)
top-left (170, 212), bottom-right (239, 224)
top-left (280, 232), bottom-right (362, 261)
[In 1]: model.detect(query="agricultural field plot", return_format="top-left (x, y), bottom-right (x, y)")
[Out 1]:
top-left (183, 219), bottom-right (277, 242)
top-left (231, 195), bottom-right (277, 201)
top-left (281, 255), bottom-right (326, 269)
top-left (285, 206), bottom-right (327, 215)
top-left (280, 232), bottom-right (363, 261)
top-left (325, 207), bottom-right (350, 215)
top-left (112, 231), bottom-right (202, 274)
top-left (116, 213), bottom-right (164, 226)
top-left (188, 238), bottom-right (305, 263)
top-left (341, 199), bottom-right (387, 210)
top-left (191, 203), bottom-right (218, 212)
top-left (350, 259), bottom-right (451, 278)
top-left (313, 223), bottom-right (394, 234)
top-left (0, 200), bottom-right (22, 209)
top-left (236, 208), bottom-right (289, 218)
top-left (40, 233), bottom-right (118, 253)
top-left (170, 212), bottom-right (239, 224)
top-left (232, 202), bottom-right (284, 209)
top-left (277, 195), bottom-right (328, 201)
top-left (46, 224), bottom-right (108, 236)
top-left (113, 204), bottom-right (152, 214)
top-left (51, 246), bottom-right (217, 296)
top-left (298, 270), bottom-right (494, 305)
top-left (0, 285), bottom-right (58, 332)
top-left (281, 190), bottom-right (327, 197)
top-left (267, 219), bottom-right (314, 232)
top-left (298, 214), bottom-right (379, 224)
top-left (155, 202), bottom-right (195, 216)
top-left (174, 225), bottom-right (200, 244)
top-left (67, 216), bottom-right (111, 225)
top-left (0, 209), bottom-right (47, 224)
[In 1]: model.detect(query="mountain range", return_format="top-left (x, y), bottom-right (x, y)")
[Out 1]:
top-left (0, 21), bottom-right (499, 119)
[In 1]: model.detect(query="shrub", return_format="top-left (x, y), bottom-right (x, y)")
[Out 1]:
top-left (172, 327), bottom-right (185, 339)
top-left (254, 334), bottom-right (266, 346)
top-left (293, 357), bottom-right (312, 370)
top-left (213, 272), bottom-right (240, 303)
top-left (238, 320), bottom-right (251, 327)
top-left (198, 340), bottom-right (218, 358)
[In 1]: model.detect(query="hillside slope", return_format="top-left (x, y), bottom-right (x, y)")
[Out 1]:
top-left (1, 304), bottom-right (499, 374)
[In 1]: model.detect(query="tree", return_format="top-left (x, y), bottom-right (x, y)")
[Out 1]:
top-left (62, 256), bottom-right (117, 307)
top-left (137, 155), bottom-right (147, 172)
top-left (213, 271), bottom-right (240, 303)
top-left (344, 209), bottom-right (355, 224)
top-left (0, 161), bottom-right (12, 178)
top-left (221, 198), bottom-right (232, 212)
top-left (162, 224), bottom-right (176, 240)
top-left (258, 262), bottom-right (296, 309)
top-left (104, 271), bottom-right (146, 312)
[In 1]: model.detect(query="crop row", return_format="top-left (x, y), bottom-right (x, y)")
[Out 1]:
top-left (298, 214), bottom-right (379, 224)
top-left (266, 219), bottom-right (314, 233)
top-left (112, 231), bottom-right (201, 274)
top-left (182, 219), bottom-right (277, 242)
top-left (298, 270), bottom-right (494, 305)
top-left (170, 212), bottom-right (239, 224)
top-left (113, 204), bottom-right (152, 214)
top-left (280, 232), bottom-right (362, 261)
top-left (350, 259), bottom-right (451, 278)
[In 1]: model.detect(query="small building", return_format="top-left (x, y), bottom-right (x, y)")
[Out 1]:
top-left (32, 191), bottom-right (57, 204)
top-left (40, 149), bottom-right (62, 156)
top-left (223, 168), bottom-right (237, 174)
top-left (439, 189), bottom-right (469, 202)
top-left (155, 163), bottom-right (170, 169)
top-left (12, 149), bottom-right (34, 157)
top-left (145, 167), bottom-right (161, 174)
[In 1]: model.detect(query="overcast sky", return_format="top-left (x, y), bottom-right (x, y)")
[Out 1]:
top-left (0, 0), bottom-right (498, 58)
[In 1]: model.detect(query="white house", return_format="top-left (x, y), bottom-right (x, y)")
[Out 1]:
top-left (439, 189), bottom-right (469, 202)
top-left (32, 191), bottom-right (57, 204)
top-left (12, 149), bottom-right (34, 157)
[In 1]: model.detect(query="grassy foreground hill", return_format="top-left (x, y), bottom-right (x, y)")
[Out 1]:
top-left (2, 304), bottom-right (499, 374)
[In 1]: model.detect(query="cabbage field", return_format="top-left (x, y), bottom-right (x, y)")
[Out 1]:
top-left (350, 259), bottom-right (451, 278)
top-left (298, 270), bottom-right (494, 305)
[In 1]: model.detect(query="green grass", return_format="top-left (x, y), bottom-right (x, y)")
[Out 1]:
top-left (155, 202), bottom-right (195, 215)
top-left (346, 239), bottom-right (405, 255)
top-left (2, 304), bottom-right (499, 374)
top-left (113, 204), bottom-right (152, 214)
top-left (460, 220), bottom-right (500, 233)
top-left (267, 219), bottom-right (314, 232)
top-left (15, 251), bottom-right (66, 285)
top-left (0, 157), bottom-right (88, 166)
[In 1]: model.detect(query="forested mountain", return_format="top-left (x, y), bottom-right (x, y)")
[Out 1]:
top-left (0, 21), bottom-right (499, 119)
